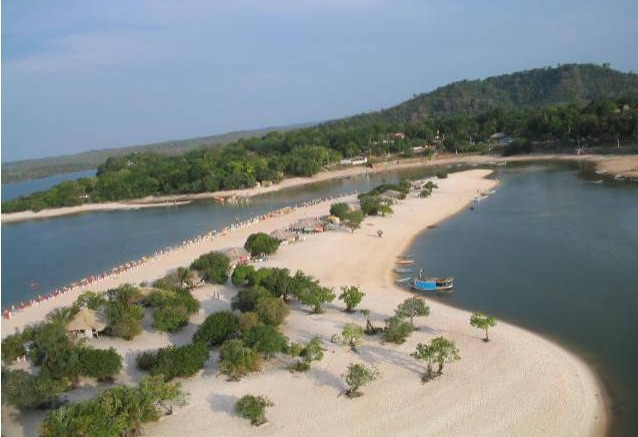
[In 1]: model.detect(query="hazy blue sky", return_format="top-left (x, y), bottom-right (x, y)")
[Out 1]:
top-left (3, 0), bottom-right (637, 162)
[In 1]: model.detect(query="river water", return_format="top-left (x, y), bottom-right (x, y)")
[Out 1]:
top-left (1, 162), bottom-right (636, 436)
top-left (1, 169), bottom-right (97, 201)
top-left (406, 162), bottom-right (638, 437)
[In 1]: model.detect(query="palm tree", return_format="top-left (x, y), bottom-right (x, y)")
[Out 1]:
top-left (176, 267), bottom-right (196, 290)
top-left (46, 307), bottom-right (77, 326)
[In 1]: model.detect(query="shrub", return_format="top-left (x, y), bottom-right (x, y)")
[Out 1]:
top-left (74, 291), bottom-right (107, 311)
top-left (231, 286), bottom-right (272, 313)
top-left (136, 343), bottom-right (208, 381)
top-left (289, 336), bottom-right (324, 372)
top-left (193, 311), bottom-right (239, 346)
top-left (1, 368), bottom-right (67, 410)
top-left (242, 325), bottom-right (288, 359)
top-left (39, 376), bottom-right (185, 437)
top-left (436, 170), bottom-right (448, 179)
top-left (104, 284), bottom-right (145, 340)
top-left (235, 395), bottom-right (274, 426)
top-left (338, 286), bottom-right (365, 312)
top-left (219, 339), bottom-right (261, 381)
top-left (255, 297), bottom-right (289, 326)
top-left (383, 316), bottom-right (415, 344)
top-left (232, 264), bottom-right (256, 286)
top-left (342, 363), bottom-right (380, 398)
top-left (294, 282), bottom-right (335, 314)
top-left (2, 332), bottom-right (27, 364)
top-left (148, 289), bottom-right (200, 332)
top-left (238, 312), bottom-right (260, 331)
top-left (190, 252), bottom-right (230, 284)
top-left (244, 233), bottom-right (280, 257)
top-left (78, 347), bottom-right (123, 381)
top-left (341, 323), bottom-right (365, 352)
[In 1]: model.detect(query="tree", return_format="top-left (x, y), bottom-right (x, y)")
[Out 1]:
top-left (232, 264), bottom-right (256, 286)
top-left (342, 363), bottom-right (380, 398)
top-left (235, 395), bottom-right (274, 426)
top-left (148, 289), bottom-right (200, 332)
top-left (383, 316), bottom-right (415, 344)
top-left (103, 284), bottom-right (145, 340)
top-left (360, 308), bottom-right (382, 335)
top-left (242, 325), bottom-right (289, 359)
top-left (78, 347), bottom-right (123, 381)
top-left (288, 336), bottom-right (324, 372)
top-left (46, 306), bottom-right (77, 326)
top-left (2, 332), bottom-right (28, 364)
top-left (338, 285), bottom-right (365, 312)
top-left (1, 368), bottom-right (67, 410)
top-left (410, 342), bottom-right (437, 382)
top-left (342, 210), bottom-right (365, 232)
top-left (244, 233), bottom-right (281, 257)
top-left (39, 375), bottom-right (185, 437)
top-left (193, 311), bottom-right (239, 346)
top-left (238, 312), bottom-right (260, 331)
top-left (412, 337), bottom-right (460, 381)
top-left (176, 267), bottom-right (197, 289)
top-left (136, 343), bottom-right (209, 381)
top-left (295, 284), bottom-right (335, 314)
top-left (470, 312), bottom-right (497, 342)
top-left (341, 323), bottom-right (365, 353)
top-left (255, 296), bottom-right (289, 326)
top-left (231, 286), bottom-right (272, 312)
top-left (218, 339), bottom-right (261, 381)
top-left (190, 251), bottom-right (230, 284)
top-left (330, 202), bottom-right (350, 219)
top-left (396, 297), bottom-right (431, 326)
top-left (74, 291), bottom-right (107, 311)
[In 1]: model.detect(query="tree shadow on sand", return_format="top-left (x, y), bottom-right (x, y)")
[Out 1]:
top-left (208, 393), bottom-right (237, 417)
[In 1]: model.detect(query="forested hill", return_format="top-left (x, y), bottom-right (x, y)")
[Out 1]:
top-left (328, 64), bottom-right (638, 126)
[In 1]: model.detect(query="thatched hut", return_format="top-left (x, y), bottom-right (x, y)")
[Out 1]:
top-left (220, 247), bottom-right (251, 266)
top-left (270, 229), bottom-right (299, 245)
top-left (65, 308), bottom-right (108, 339)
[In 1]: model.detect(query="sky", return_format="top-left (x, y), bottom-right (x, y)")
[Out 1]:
top-left (2, 0), bottom-right (638, 162)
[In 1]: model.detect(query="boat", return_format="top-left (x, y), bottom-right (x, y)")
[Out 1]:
top-left (394, 267), bottom-right (413, 274)
top-left (412, 277), bottom-right (455, 291)
top-left (397, 254), bottom-right (413, 259)
top-left (396, 259), bottom-right (415, 265)
top-left (395, 276), bottom-right (412, 284)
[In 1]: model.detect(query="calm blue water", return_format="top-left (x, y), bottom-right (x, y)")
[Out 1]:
top-left (1, 169), bottom-right (97, 201)
top-left (407, 162), bottom-right (638, 437)
top-left (1, 166), bottom-right (442, 307)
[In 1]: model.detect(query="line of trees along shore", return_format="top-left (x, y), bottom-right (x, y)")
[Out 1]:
top-left (3, 92), bottom-right (637, 214)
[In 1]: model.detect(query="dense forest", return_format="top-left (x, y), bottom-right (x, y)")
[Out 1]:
top-left (3, 64), bottom-right (638, 213)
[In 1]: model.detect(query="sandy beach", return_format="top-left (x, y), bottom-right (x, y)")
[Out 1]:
top-left (1, 169), bottom-right (607, 437)
top-left (3, 153), bottom-right (636, 224)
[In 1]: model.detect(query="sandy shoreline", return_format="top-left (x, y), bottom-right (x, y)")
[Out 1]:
top-left (1, 169), bottom-right (607, 437)
top-left (3, 153), bottom-right (636, 224)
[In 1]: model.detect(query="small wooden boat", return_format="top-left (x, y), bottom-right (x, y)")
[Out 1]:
top-left (397, 254), bottom-right (413, 259)
top-left (394, 267), bottom-right (413, 274)
top-left (395, 276), bottom-right (412, 284)
top-left (412, 277), bottom-right (455, 292)
top-left (396, 259), bottom-right (415, 265)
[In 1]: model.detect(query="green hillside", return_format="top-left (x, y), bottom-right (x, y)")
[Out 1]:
top-left (329, 63), bottom-right (638, 126)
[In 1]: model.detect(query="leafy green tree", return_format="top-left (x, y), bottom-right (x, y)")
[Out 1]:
top-left (470, 312), bottom-right (497, 342)
top-left (383, 316), bottom-right (415, 344)
top-left (147, 289), bottom-right (199, 332)
top-left (242, 325), bottom-right (289, 359)
top-left (396, 297), bottom-right (431, 326)
top-left (235, 395), bottom-right (274, 426)
top-left (342, 210), bottom-right (365, 232)
top-left (2, 332), bottom-right (27, 364)
top-left (104, 284), bottom-right (145, 340)
top-left (136, 343), bottom-right (209, 381)
top-left (257, 267), bottom-right (296, 301)
top-left (341, 323), bottom-right (365, 353)
top-left (330, 202), bottom-right (350, 219)
top-left (244, 233), bottom-right (281, 257)
top-left (190, 251), bottom-right (230, 284)
top-left (231, 286), bottom-right (272, 312)
top-left (1, 368), bottom-right (67, 409)
top-left (338, 286), bottom-right (365, 312)
top-left (255, 296), bottom-right (289, 326)
top-left (73, 291), bottom-right (107, 311)
top-left (176, 267), bottom-right (197, 289)
top-left (78, 347), bottom-right (123, 381)
top-left (411, 337), bottom-right (461, 381)
top-left (193, 311), bottom-right (239, 346)
top-left (39, 375), bottom-right (185, 437)
top-left (295, 283), bottom-right (335, 314)
top-left (232, 264), bottom-right (256, 286)
top-left (219, 339), bottom-right (261, 381)
top-left (342, 363), bottom-right (380, 398)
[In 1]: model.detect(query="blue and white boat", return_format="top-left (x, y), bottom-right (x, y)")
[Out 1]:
top-left (412, 277), bottom-right (454, 291)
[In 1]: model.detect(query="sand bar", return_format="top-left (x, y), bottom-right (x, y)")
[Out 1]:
top-left (1, 169), bottom-right (607, 437)
top-left (3, 153), bottom-right (636, 223)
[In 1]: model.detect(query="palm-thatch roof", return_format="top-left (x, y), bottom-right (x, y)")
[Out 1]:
top-left (220, 247), bottom-right (251, 263)
top-left (65, 308), bottom-right (108, 332)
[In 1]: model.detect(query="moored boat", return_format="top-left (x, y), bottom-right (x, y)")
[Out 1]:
top-left (412, 277), bottom-right (455, 291)
top-left (395, 276), bottom-right (412, 284)
top-left (396, 259), bottom-right (415, 265)
top-left (394, 267), bottom-right (413, 274)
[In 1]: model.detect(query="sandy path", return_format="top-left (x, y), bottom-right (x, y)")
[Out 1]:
top-left (1, 169), bottom-right (607, 437)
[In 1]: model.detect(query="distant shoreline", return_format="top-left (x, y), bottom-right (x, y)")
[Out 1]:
top-left (2, 153), bottom-right (636, 224)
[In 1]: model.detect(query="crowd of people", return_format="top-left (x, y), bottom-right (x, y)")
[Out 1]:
top-left (2, 191), bottom-right (357, 320)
